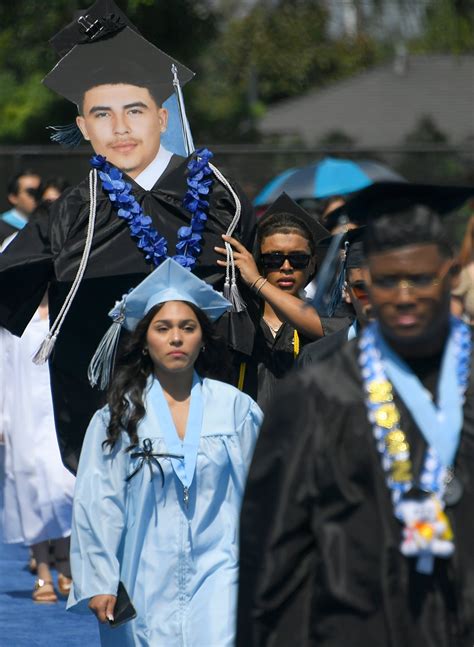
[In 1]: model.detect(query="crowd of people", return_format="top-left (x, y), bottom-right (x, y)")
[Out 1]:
top-left (1, 1), bottom-right (474, 646)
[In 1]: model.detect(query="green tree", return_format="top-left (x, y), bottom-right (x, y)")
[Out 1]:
top-left (412, 0), bottom-right (474, 53)
top-left (192, 0), bottom-right (380, 142)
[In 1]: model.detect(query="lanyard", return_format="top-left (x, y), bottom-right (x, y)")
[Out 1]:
top-left (375, 326), bottom-right (462, 467)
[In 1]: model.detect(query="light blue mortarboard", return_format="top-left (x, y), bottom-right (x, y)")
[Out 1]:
top-left (88, 258), bottom-right (231, 389)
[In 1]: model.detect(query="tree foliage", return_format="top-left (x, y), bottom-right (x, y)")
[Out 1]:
top-left (411, 0), bottom-right (474, 53)
top-left (0, 0), bottom-right (472, 144)
top-left (192, 1), bottom-right (380, 141)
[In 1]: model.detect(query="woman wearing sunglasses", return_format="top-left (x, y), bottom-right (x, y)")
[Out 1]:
top-left (215, 194), bottom-right (328, 411)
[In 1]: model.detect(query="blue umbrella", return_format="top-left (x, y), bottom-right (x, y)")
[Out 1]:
top-left (254, 157), bottom-right (405, 206)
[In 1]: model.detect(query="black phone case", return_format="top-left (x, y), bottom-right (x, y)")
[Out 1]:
top-left (108, 581), bottom-right (137, 628)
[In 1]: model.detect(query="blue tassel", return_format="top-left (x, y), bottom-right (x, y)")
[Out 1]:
top-left (310, 231), bottom-right (347, 317)
top-left (47, 123), bottom-right (83, 148)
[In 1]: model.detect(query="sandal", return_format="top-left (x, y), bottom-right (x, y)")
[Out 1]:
top-left (32, 579), bottom-right (58, 603)
top-left (57, 573), bottom-right (72, 597)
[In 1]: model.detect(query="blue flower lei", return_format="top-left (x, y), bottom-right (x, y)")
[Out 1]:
top-left (90, 148), bottom-right (214, 269)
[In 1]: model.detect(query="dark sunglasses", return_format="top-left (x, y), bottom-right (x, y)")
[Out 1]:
top-left (260, 253), bottom-right (311, 270)
top-left (22, 187), bottom-right (39, 198)
top-left (348, 281), bottom-right (369, 299)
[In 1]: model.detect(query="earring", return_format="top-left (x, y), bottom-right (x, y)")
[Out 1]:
top-left (142, 348), bottom-right (148, 356)
top-left (201, 345), bottom-right (206, 352)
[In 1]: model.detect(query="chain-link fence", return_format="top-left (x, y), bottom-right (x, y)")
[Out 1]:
top-left (1, 143), bottom-right (473, 241)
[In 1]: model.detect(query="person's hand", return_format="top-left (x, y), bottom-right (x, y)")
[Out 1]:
top-left (89, 594), bottom-right (117, 623)
top-left (215, 235), bottom-right (262, 287)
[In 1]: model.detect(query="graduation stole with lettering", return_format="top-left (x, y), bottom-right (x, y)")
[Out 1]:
top-left (358, 318), bottom-right (471, 574)
top-left (90, 148), bottom-right (214, 269)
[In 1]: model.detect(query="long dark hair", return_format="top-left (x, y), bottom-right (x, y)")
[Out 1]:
top-left (104, 301), bottom-right (230, 450)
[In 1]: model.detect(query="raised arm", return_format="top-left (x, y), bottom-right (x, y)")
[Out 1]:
top-left (215, 235), bottom-right (323, 339)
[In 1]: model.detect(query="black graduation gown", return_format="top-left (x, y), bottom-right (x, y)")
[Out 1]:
top-left (297, 323), bottom-right (351, 369)
top-left (0, 153), bottom-right (256, 472)
top-left (242, 318), bottom-right (312, 413)
top-left (237, 339), bottom-right (474, 647)
top-left (319, 300), bottom-right (355, 336)
top-left (0, 219), bottom-right (18, 243)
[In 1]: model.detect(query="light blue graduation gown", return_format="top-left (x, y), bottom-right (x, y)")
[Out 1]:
top-left (67, 375), bottom-right (262, 647)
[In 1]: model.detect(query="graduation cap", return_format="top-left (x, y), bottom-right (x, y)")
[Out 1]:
top-left (88, 258), bottom-right (231, 389)
top-left (325, 182), bottom-right (474, 229)
top-left (310, 227), bottom-right (367, 317)
top-left (317, 227), bottom-right (367, 268)
top-left (258, 192), bottom-right (330, 245)
top-left (44, 27), bottom-right (194, 107)
top-left (43, 0), bottom-right (195, 153)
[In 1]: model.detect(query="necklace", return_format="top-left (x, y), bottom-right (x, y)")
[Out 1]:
top-left (90, 148), bottom-right (214, 269)
top-left (358, 319), bottom-right (471, 574)
top-left (263, 318), bottom-right (283, 336)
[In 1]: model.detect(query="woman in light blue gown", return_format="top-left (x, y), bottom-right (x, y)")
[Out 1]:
top-left (67, 259), bottom-right (263, 646)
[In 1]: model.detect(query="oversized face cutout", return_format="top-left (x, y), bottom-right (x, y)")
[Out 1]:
top-left (76, 84), bottom-right (167, 178)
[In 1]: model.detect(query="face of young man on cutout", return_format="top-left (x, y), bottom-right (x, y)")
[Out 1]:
top-left (365, 243), bottom-right (453, 349)
top-left (260, 232), bottom-right (315, 297)
top-left (76, 84), bottom-right (168, 179)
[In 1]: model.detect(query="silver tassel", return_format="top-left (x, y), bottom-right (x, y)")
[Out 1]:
top-left (172, 64), bottom-right (195, 156)
top-left (224, 279), bottom-right (246, 313)
top-left (87, 317), bottom-right (124, 390)
top-left (32, 331), bottom-right (58, 365)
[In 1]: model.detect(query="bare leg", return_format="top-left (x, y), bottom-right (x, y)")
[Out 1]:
top-left (31, 541), bottom-right (57, 602)
top-left (52, 537), bottom-right (71, 577)
top-left (31, 541), bottom-right (52, 582)
top-left (52, 536), bottom-right (72, 595)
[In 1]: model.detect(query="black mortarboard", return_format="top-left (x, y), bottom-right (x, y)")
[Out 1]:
top-left (310, 227), bottom-right (367, 316)
top-left (325, 182), bottom-right (474, 229)
top-left (43, 0), bottom-right (194, 106)
top-left (258, 192), bottom-right (329, 245)
top-left (317, 227), bottom-right (367, 269)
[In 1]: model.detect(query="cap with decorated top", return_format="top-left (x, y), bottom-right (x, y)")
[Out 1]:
top-left (43, 0), bottom-right (194, 106)
top-left (88, 258), bottom-right (231, 389)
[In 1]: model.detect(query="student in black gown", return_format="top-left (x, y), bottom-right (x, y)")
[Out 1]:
top-left (215, 193), bottom-right (328, 411)
top-left (0, 0), bottom-right (255, 472)
top-left (298, 227), bottom-right (372, 367)
top-left (237, 204), bottom-right (474, 647)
